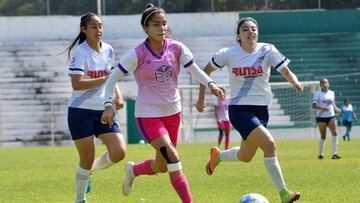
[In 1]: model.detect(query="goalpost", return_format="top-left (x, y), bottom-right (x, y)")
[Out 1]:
top-left (178, 81), bottom-right (319, 143)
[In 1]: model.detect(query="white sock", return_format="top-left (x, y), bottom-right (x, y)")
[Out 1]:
top-left (332, 136), bottom-right (338, 155)
top-left (264, 157), bottom-right (286, 192)
top-left (91, 151), bottom-right (114, 172)
top-left (219, 147), bottom-right (240, 162)
top-left (319, 139), bottom-right (325, 156)
top-left (75, 165), bottom-right (91, 202)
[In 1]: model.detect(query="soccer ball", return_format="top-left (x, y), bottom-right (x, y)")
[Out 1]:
top-left (239, 193), bottom-right (269, 203)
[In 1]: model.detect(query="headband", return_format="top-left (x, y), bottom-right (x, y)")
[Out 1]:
top-left (143, 9), bottom-right (159, 26)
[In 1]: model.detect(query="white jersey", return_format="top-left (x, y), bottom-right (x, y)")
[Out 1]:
top-left (210, 43), bottom-right (290, 106)
top-left (68, 41), bottom-right (115, 110)
top-left (312, 90), bottom-right (336, 118)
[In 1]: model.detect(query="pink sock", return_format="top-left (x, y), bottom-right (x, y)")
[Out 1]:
top-left (225, 136), bottom-right (230, 150)
top-left (133, 158), bottom-right (155, 177)
top-left (170, 175), bottom-right (192, 203)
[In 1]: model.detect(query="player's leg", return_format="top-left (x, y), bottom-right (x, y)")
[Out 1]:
top-left (248, 126), bottom-right (300, 203)
top-left (217, 121), bottom-right (224, 147)
top-left (347, 121), bottom-right (352, 141)
top-left (317, 121), bottom-right (327, 159)
top-left (224, 121), bottom-right (231, 150)
top-left (328, 118), bottom-right (340, 159)
top-left (92, 132), bottom-right (126, 171)
top-left (74, 136), bottom-right (95, 203)
top-left (150, 135), bottom-right (192, 203)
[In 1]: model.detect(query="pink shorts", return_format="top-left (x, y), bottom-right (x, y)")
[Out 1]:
top-left (135, 112), bottom-right (181, 146)
top-left (217, 120), bottom-right (231, 130)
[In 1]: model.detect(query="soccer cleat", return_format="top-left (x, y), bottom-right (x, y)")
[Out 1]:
top-left (76, 200), bottom-right (87, 203)
top-left (342, 135), bottom-right (346, 141)
top-left (332, 154), bottom-right (341, 159)
top-left (205, 146), bottom-right (220, 175)
top-left (86, 177), bottom-right (91, 193)
top-left (122, 162), bottom-right (136, 196)
top-left (280, 188), bottom-right (301, 203)
top-left (318, 155), bottom-right (324, 160)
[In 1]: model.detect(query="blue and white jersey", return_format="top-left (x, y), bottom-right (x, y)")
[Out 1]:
top-left (312, 90), bottom-right (335, 118)
top-left (210, 43), bottom-right (290, 106)
top-left (341, 104), bottom-right (354, 121)
top-left (68, 41), bottom-right (115, 110)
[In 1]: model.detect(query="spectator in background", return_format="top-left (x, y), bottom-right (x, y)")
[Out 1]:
top-left (340, 97), bottom-right (357, 141)
top-left (213, 86), bottom-right (231, 149)
top-left (312, 78), bottom-right (341, 159)
top-left (67, 12), bottom-right (127, 203)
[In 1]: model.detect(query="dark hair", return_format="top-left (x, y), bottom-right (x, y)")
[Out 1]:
top-left (141, 3), bottom-right (165, 27)
top-left (236, 17), bottom-right (258, 43)
top-left (67, 12), bottom-right (98, 59)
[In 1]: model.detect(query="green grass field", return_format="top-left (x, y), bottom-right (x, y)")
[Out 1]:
top-left (0, 139), bottom-right (359, 203)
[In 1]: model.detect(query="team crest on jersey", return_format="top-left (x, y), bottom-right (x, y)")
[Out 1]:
top-left (155, 65), bottom-right (174, 82)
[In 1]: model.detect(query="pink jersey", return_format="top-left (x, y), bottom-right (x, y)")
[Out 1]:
top-left (117, 38), bottom-right (194, 117)
top-left (214, 97), bottom-right (229, 121)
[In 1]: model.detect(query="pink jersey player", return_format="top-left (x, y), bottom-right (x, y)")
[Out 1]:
top-left (101, 3), bottom-right (223, 203)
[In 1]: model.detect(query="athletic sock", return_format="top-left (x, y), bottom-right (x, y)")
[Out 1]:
top-left (91, 151), bottom-right (114, 172)
top-left (133, 158), bottom-right (156, 176)
top-left (219, 147), bottom-right (240, 162)
top-left (264, 156), bottom-right (286, 192)
top-left (319, 138), bottom-right (325, 156)
top-left (170, 175), bottom-right (192, 203)
top-left (332, 136), bottom-right (338, 155)
top-left (75, 165), bottom-right (91, 202)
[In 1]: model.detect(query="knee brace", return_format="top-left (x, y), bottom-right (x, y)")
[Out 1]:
top-left (160, 146), bottom-right (182, 172)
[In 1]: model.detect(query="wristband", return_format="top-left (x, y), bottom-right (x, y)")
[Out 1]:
top-left (208, 81), bottom-right (215, 87)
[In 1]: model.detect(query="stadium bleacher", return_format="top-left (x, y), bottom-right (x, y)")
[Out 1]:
top-left (266, 32), bottom-right (360, 120)
top-left (0, 32), bottom-right (359, 144)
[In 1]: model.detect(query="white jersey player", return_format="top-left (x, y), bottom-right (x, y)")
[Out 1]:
top-left (66, 12), bottom-right (126, 203)
top-left (196, 17), bottom-right (303, 203)
top-left (312, 78), bottom-right (341, 160)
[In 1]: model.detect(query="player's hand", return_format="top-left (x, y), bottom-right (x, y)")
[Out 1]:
top-left (114, 98), bottom-right (124, 110)
top-left (196, 99), bottom-right (206, 112)
top-left (294, 82), bottom-right (304, 92)
top-left (101, 106), bottom-right (115, 128)
top-left (209, 83), bottom-right (225, 100)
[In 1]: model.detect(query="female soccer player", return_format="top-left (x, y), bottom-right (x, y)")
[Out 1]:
top-left (213, 86), bottom-right (231, 149)
top-left (340, 98), bottom-right (357, 141)
top-left (196, 17), bottom-right (302, 203)
top-left (67, 12), bottom-right (127, 203)
top-left (312, 78), bottom-right (341, 159)
top-left (101, 4), bottom-right (223, 203)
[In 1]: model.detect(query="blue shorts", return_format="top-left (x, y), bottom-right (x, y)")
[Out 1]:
top-left (229, 105), bottom-right (269, 140)
top-left (342, 120), bottom-right (352, 127)
top-left (316, 116), bottom-right (335, 125)
top-left (67, 107), bottom-right (121, 140)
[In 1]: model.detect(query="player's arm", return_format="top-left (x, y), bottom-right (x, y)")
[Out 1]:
top-left (114, 84), bottom-right (124, 110)
top-left (70, 74), bottom-right (108, 91)
top-left (332, 102), bottom-right (341, 114)
top-left (195, 63), bottom-right (218, 112)
top-left (280, 66), bottom-right (304, 93)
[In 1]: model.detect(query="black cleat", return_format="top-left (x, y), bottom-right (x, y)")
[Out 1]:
top-left (332, 154), bottom-right (341, 159)
top-left (318, 155), bottom-right (324, 160)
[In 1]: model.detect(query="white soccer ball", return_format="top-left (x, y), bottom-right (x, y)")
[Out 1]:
top-left (239, 193), bottom-right (269, 203)
top-left (138, 139), bottom-right (145, 144)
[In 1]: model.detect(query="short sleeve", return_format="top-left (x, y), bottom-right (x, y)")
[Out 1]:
top-left (68, 49), bottom-right (85, 75)
top-left (210, 48), bottom-right (227, 69)
top-left (179, 43), bottom-right (194, 68)
top-left (266, 44), bottom-right (290, 72)
top-left (117, 49), bottom-right (138, 75)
